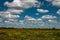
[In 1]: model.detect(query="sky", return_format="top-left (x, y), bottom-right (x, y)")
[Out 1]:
top-left (0, 0), bottom-right (60, 28)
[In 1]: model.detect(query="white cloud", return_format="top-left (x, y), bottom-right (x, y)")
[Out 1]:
top-left (20, 16), bottom-right (45, 27)
top-left (28, 18), bottom-right (36, 20)
top-left (8, 19), bottom-right (18, 22)
top-left (0, 4), bottom-right (23, 21)
top-left (37, 18), bottom-right (42, 21)
top-left (1, 16), bottom-right (45, 28)
top-left (2, 17), bottom-right (60, 28)
top-left (0, 0), bottom-right (41, 23)
top-left (0, 0), bottom-right (40, 22)
top-left (19, 20), bottom-right (24, 24)
top-left (4, 20), bottom-right (13, 23)
top-left (0, 18), bottom-right (3, 22)
top-left (6, 9), bottom-right (23, 14)
top-left (25, 15), bottom-right (42, 21)
top-left (47, 19), bottom-right (58, 26)
top-left (46, 19), bottom-right (60, 28)
top-left (52, 0), bottom-right (60, 7)
top-left (4, 0), bottom-right (40, 8)
top-left (4, 0), bottom-right (22, 8)
top-left (0, 0), bottom-right (60, 28)
top-left (6, 14), bottom-right (20, 18)
top-left (0, 12), bottom-right (20, 19)
top-left (46, 0), bottom-right (60, 7)
top-left (37, 9), bottom-right (49, 13)
top-left (0, 15), bottom-right (60, 28)
top-left (42, 15), bottom-right (57, 20)
top-left (34, 1), bottom-right (41, 8)
top-left (24, 15), bottom-right (36, 20)
top-left (5, 14), bottom-right (20, 19)
top-left (0, 9), bottom-right (23, 15)
top-left (57, 9), bottom-right (60, 14)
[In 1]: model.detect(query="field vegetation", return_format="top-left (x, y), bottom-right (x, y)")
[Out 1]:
top-left (0, 28), bottom-right (60, 40)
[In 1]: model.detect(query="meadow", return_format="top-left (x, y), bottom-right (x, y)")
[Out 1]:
top-left (0, 28), bottom-right (60, 40)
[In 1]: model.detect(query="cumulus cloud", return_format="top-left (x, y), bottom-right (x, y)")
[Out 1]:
top-left (0, 0), bottom-right (60, 28)
top-left (7, 19), bottom-right (18, 22)
top-left (1, 16), bottom-right (59, 28)
top-left (0, 12), bottom-right (20, 19)
top-left (5, 14), bottom-right (20, 19)
top-left (24, 15), bottom-right (36, 20)
top-left (25, 15), bottom-right (42, 21)
top-left (46, 19), bottom-right (60, 28)
top-left (0, 9), bottom-right (23, 14)
top-left (4, 0), bottom-right (22, 8)
top-left (0, 0), bottom-right (41, 22)
top-left (4, 0), bottom-right (40, 8)
top-left (0, 18), bottom-right (3, 22)
top-left (4, 20), bottom-right (13, 23)
top-left (0, 0), bottom-right (41, 23)
top-left (52, 0), bottom-right (60, 7)
top-left (0, 15), bottom-right (45, 28)
top-left (37, 9), bottom-right (49, 13)
top-left (0, 0), bottom-right (30, 22)
top-left (46, 0), bottom-right (60, 7)
top-left (48, 20), bottom-right (57, 23)
top-left (6, 9), bottom-right (23, 14)
top-left (42, 15), bottom-right (57, 20)
top-left (57, 9), bottom-right (60, 14)
top-left (0, 15), bottom-right (59, 28)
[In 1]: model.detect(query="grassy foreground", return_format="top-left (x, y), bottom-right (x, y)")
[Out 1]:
top-left (0, 29), bottom-right (60, 40)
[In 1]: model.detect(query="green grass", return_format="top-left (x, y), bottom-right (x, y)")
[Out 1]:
top-left (0, 29), bottom-right (60, 40)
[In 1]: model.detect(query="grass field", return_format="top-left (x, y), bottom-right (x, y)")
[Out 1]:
top-left (0, 29), bottom-right (60, 40)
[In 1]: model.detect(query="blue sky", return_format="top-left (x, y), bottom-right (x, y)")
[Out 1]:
top-left (0, 0), bottom-right (60, 28)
